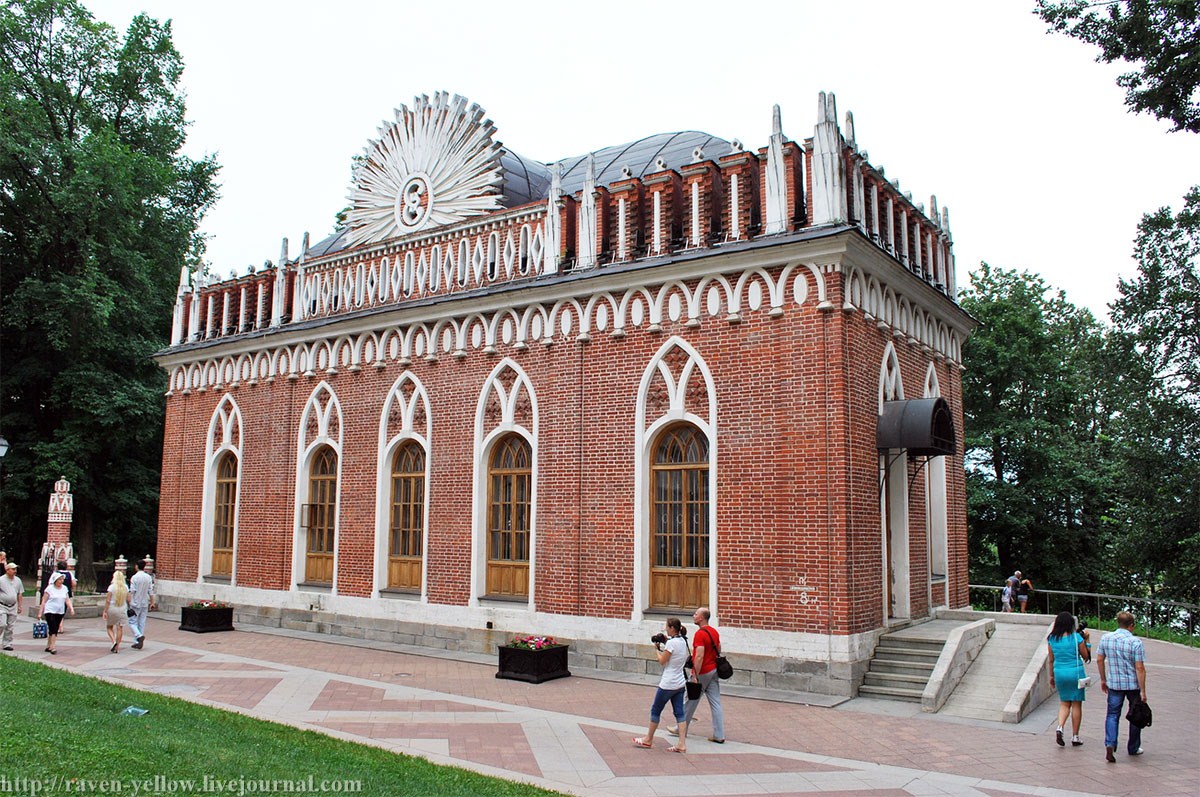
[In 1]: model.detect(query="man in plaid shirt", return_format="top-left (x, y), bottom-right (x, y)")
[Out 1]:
top-left (1095, 611), bottom-right (1147, 762)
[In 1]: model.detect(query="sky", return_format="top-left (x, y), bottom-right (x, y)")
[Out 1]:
top-left (86, 0), bottom-right (1197, 321)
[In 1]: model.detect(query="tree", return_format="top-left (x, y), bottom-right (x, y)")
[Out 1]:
top-left (1036, 0), bottom-right (1200, 133)
top-left (1106, 187), bottom-right (1200, 607)
top-left (0, 0), bottom-right (218, 578)
top-left (960, 264), bottom-right (1115, 592)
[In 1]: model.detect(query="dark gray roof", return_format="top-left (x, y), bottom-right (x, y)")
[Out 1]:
top-left (552, 131), bottom-right (732, 195)
top-left (306, 130), bottom-right (732, 258)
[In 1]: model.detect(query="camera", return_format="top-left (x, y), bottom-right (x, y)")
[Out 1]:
top-left (650, 633), bottom-right (667, 646)
top-left (1077, 620), bottom-right (1088, 633)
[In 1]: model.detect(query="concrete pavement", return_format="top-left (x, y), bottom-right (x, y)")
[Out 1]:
top-left (5, 612), bottom-right (1198, 796)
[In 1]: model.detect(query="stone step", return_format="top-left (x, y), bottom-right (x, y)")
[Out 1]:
top-left (878, 635), bottom-right (946, 651)
top-left (864, 671), bottom-right (928, 688)
top-left (858, 684), bottom-right (923, 702)
top-left (869, 659), bottom-right (935, 675)
top-left (872, 645), bottom-right (940, 663)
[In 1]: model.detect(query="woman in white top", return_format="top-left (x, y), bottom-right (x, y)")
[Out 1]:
top-left (633, 617), bottom-right (692, 752)
top-left (38, 571), bottom-right (74, 654)
top-left (104, 571), bottom-right (131, 653)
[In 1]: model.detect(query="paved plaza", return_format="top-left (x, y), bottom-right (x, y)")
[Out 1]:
top-left (6, 613), bottom-right (1198, 796)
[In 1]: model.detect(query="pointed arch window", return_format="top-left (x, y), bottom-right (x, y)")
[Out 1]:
top-left (388, 442), bottom-right (425, 591)
top-left (211, 453), bottom-right (238, 577)
top-left (650, 424), bottom-right (709, 609)
top-left (486, 434), bottom-right (531, 598)
top-left (303, 446), bottom-right (337, 584)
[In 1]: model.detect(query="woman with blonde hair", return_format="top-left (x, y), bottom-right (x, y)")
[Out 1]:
top-left (104, 571), bottom-right (132, 653)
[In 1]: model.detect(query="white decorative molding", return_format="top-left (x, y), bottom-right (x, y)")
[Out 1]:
top-left (374, 373), bottom-right (432, 600)
top-left (812, 91), bottom-right (847, 226)
top-left (198, 395), bottom-right (243, 583)
top-left (165, 260), bottom-right (963, 397)
top-left (578, 155), bottom-right (598, 269)
top-left (764, 104), bottom-right (788, 235)
top-left (345, 93), bottom-right (504, 248)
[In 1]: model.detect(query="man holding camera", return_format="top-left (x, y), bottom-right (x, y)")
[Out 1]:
top-left (1096, 611), bottom-right (1148, 762)
top-left (669, 606), bottom-right (725, 744)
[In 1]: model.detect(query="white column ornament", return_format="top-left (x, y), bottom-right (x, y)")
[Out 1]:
top-left (811, 92), bottom-right (847, 225)
top-left (578, 155), bottom-right (597, 269)
top-left (764, 104), bottom-right (788, 235)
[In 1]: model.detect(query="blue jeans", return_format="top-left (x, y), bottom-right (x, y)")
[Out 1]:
top-left (1105, 688), bottom-right (1143, 753)
top-left (649, 687), bottom-right (686, 724)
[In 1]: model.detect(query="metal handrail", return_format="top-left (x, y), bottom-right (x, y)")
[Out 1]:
top-left (968, 584), bottom-right (1197, 637)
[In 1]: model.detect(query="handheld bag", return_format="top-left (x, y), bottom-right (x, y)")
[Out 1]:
top-left (127, 605), bottom-right (137, 618)
top-left (711, 632), bottom-right (734, 680)
top-left (1126, 700), bottom-right (1153, 729)
top-left (32, 620), bottom-right (48, 639)
top-left (686, 679), bottom-right (703, 700)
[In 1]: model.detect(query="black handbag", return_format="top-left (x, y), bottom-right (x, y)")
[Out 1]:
top-left (701, 627), bottom-right (734, 680)
top-left (1126, 700), bottom-right (1152, 729)
top-left (686, 679), bottom-right (702, 700)
top-left (126, 605), bottom-right (137, 618)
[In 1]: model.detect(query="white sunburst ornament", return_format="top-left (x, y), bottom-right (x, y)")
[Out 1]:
top-left (345, 93), bottom-right (506, 248)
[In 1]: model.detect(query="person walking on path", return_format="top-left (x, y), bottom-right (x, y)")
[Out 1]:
top-left (1096, 611), bottom-right (1148, 762)
top-left (668, 606), bottom-right (725, 744)
top-left (104, 570), bottom-right (133, 653)
top-left (1047, 611), bottom-right (1090, 747)
top-left (128, 559), bottom-right (156, 649)
top-left (1, 562), bottom-right (24, 651)
top-left (38, 571), bottom-right (74, 654)
top-left (633, 617), bottom-right (691, 753)
top-left (1016, 573), bottom-right (1034, 612)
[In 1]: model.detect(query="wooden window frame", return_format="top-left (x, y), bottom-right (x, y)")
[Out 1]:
top-left (211, 452), bottom-right (237, 577)
top-left (649, 424), bottom-right (710, 610)
top-left (387, 441), bottom-right (425, 591)
top-left (485, 434), bottom-right (531, 598)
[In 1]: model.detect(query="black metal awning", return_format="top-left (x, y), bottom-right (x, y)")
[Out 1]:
top-left (876, 397), bottom-right (956, 457)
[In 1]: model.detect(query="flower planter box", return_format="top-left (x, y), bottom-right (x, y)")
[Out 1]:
top-left (179, 606), bottom-right (234, 633)
top-left (496, 644), bottom-right (570, 683)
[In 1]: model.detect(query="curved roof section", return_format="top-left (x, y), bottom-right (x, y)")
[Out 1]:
top-left (553, 131), bottom-right (733, 195)
top-left (306, 130), bottom-right (732, 259)
top-left (498, 148), bottom-right (553, 208)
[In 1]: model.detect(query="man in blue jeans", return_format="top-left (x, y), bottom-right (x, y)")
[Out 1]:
top-left (1095, 611), bottom-right (1147, 762)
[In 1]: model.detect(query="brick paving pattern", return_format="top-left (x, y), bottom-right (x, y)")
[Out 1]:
top-left (6, 614), bottom-right (1197, 796)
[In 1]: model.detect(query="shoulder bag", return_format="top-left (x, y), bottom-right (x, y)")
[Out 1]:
top-left (708, 630), bottom-right (734, 680)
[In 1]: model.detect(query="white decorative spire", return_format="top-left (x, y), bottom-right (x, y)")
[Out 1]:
top-left (187, 273), bottom-right (201, 341)
top-left (763, 104), bottom-right (788, 235)
top-left (811, 91), bottom-right (847, 226)
top-left (544, 163), bottom-right (562, 275)
top-left (171, 266), bottom-right (189, 345)
top-left (578, 154), bottom-right (598, 269)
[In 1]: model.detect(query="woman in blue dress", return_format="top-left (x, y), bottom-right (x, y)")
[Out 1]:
top-left (1047, 610), bottom-right (1091, 747)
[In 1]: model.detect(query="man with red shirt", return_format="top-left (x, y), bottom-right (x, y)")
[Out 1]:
top-left (669, 606), bottom-right (726, 743)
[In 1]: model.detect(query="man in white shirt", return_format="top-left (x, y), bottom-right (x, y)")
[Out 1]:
top-left (128, 559), bottom-right (156, 649)
top-left (1, 562), bottom-right (25, 651)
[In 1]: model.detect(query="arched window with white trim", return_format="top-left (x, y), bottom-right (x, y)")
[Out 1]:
top-left (650, 423), bottom-right (710, 609)
top-left (294, 382), bottom-right (343, 590)
top-left (879, 343), bottom-right (910, 620)
top-left (635, 337), bottom-right (717, 615)
top-left (200, 396), bottom-right (242, 582)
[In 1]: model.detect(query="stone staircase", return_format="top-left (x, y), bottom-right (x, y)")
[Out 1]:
top-left (859, 628), bottom-right (944, 702)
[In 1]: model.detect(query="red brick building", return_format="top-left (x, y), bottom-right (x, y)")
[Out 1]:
top-left (153, 92), bottom-right (974, 694)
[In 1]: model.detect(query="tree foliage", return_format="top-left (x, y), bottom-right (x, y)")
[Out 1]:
top-left (963, 191), bottom-right (1200, 609)
top-left (960, 264), bottom-right (1115, 591)
top-left (1105, 187), bottom-right (1200, 605)
top-left (1036, 0), bottom-right (1200, 133)
top-left (0, 0), bottom-right (218, 576)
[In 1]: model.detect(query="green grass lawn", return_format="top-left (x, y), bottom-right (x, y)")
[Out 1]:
top-left (1, 656), bottom-right (566, 796)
